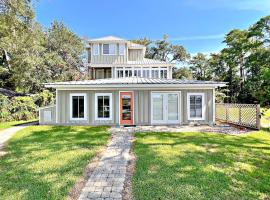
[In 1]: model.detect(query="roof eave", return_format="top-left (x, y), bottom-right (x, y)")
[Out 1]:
top-left (45, 83), bottom-right (226, 89)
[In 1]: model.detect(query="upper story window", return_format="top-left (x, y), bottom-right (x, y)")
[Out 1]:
top-left (102, 43), bottom-right (116, 55)
top-left (93, 44), bottom-right (99, 55)
top-left (115, 67), bottom-right (169, 79)
top-left (119, 44), bottom-right (126, 55)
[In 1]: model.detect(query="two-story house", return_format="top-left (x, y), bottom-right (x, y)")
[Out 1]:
top-left (87, 36), bottom-right (173, 79)
top-left (39, 36), bottom-right (225, 126)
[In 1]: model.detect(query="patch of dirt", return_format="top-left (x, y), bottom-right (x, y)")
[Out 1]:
top-left (122, 134), bottom-right (136, 200)
top-left (67, 134), bottom-right (113, 200)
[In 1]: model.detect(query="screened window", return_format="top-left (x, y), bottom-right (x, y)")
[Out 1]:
top-left (95, 93), bottom-right (112, 120)
top-left (93, 44), bottom-right (99, 55)
top-left (70, 94), bottom-right (86, 120)
top-left (188, 93), bottom-right (205, 120)
top-left (119, 44), bottom-right (126, 55)
top-left (124, 68), bottom-right (132, 77)
top-left (103, 44), bottom-right (116, 55)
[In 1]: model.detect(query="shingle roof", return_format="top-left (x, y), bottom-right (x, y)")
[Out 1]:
top-left (45, 77), bottom-right (226, 88)
top-left (0, 88), bottom-right (28, 97)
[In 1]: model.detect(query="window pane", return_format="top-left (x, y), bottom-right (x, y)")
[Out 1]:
top-left (79, 96), bottom-right (84, 118)
top-left (98, 96), bottom-right (103, 118)
top-left (72, 96), bottom-right (78, 118)
top-left (103, 44), bottom-right (109, 54)
top-left (153, 94), bottom-right (163, 120)
top-left (168, 94), bottom-right (178, 120)
top-left (117, 70), bottom-right (123, 78)
top-left (189, 95), bottom-right (203, 118)
top-left (104, 96), bottom-right (110, 106)
top-left (109, 44), bottom-right (116, 54)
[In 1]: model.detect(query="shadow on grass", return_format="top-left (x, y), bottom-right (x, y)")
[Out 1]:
top-left (133, 131), bottom-right (270, 200)
top-left (0, 125), bottom-right (109, 200)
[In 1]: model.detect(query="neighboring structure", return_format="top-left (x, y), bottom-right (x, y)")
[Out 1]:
top-left (40, 36), bottom-right (226, 126)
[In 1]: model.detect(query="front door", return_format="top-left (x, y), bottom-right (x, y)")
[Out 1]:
top-left (120, 92), bottom-right (133, 125)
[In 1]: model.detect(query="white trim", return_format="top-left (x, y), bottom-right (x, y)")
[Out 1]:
top-left (69, 93), bottom-right (87, 121)
top-left (213, 89), bottom-right (216, 123)
top-left (187, 92), bottom-right (205, 121)
top-left (95, 93), bottom-right (113, 120)
top-left (102, 43), bottom-right (117, 55)
top-left (118, 91), bottom-right (134, 125)
top-left (150, 91), bottom-right (181, 125)
top-left (93, 44), bottom-right (99, 55)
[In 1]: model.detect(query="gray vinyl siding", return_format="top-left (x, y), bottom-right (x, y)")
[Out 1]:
top-left (42, 88), bottom-right (214, 126)
top-left (91, 43), bottom-right (127, 64)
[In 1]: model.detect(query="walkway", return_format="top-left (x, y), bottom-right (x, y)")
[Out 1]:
top-left (79, 128), bottom-right (133, 200)
top-left (0, 126), bottom-right (27, 155)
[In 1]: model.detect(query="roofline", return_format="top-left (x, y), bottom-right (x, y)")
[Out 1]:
top-left (45, 83), bottom-right (226, 89)
top-left (88, 63), bottom-right (173, 68)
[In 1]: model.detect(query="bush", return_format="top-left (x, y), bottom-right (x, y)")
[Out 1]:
top-left (0, 95), bottom-right (38, 122)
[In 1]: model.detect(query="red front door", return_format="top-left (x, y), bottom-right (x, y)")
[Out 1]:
top-left (120, 92), bottom-right (133, 125)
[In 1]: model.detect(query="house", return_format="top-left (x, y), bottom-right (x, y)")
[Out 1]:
top-left (39, 36), bottom-right (226, 126)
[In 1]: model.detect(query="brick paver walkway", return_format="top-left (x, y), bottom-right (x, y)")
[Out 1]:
top-left (79, 128), bottom-right (133, 200)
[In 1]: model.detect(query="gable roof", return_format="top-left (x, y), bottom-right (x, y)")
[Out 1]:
top-left (89, 36), bottom-right (127, 43)
top-left (45, 77), bottom-right (226, 89)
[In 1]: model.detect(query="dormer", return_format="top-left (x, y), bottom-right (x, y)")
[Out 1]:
top-left (88, 36), bottom-right (146, 64)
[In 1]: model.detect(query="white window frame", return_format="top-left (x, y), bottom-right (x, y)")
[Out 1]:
top-left (95, 93), bottom-right (113, 120)
top-left (102, 43), bottom-right (116, 55)
top-left (151, 92), bottom-right (181, 125)
top-left (70, 93), bottom-right (87, 121)
top-left (93, 44), bottom-right (99, 55)
top-left (119, 44), bottom-right (125, 55)
top-left (187, 92), bottom-right (205, 120)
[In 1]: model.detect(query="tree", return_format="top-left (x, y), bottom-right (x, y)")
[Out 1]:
top-left (189, 53), bottom-right (212, 80)
top-left (173, 67), bottom-right (193, 80)
top-left (132, 34), bottom-right (190, 64)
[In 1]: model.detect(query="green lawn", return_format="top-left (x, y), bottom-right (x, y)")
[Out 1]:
top-left (0, 120), bottom-right (37, 131)
top-left (0, 126), bottom-right (109, 200)
top-left (133, 131), bottom-right (270, 200)
top-left (261, 108), bottom-right (270, 128)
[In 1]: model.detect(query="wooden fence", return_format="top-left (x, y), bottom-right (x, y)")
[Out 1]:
top-left (216, 103), bottom-right (260, 129)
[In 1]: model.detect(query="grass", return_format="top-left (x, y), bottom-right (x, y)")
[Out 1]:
top-left (0, 125), bottom-right (109, 200)
top-left (133, 131), bottom-right (270, 200)
top-left (0, 120), bottom-right (37, 131)
top-left (261, 108), bottom-right (270, 128)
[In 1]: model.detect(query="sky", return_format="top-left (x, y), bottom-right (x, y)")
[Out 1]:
top-left (35, 0), bottom-right (270, 55)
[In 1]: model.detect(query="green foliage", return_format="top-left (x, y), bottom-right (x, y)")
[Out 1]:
top-left (0, 95), bottom-right (38, 122)
top-left (132, 34), bottom-right (190, 63)
top-left (0, 1), bottom-right (84, 94)
top-left (173, 67), bottom-right (193, 80)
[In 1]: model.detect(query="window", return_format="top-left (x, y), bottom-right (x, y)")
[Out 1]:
top-left (93, 44), bottom-right (99, 55)
top-left (119, 44), bottom-right (126, 55)
top-left (151, 68), bottom-right (159, 78)
top-left (124, 68), bottom-right (132, 77)
top-left (160, 68), bottom-right (168, 79)
top-left (102, 43), bottom-right (116, 55)
top-left (95, 93), bottom-right (112, 120)
top-left (70, 93), bottom-right (87, 120)
top-left (187, 93), bottom-right (205, 120)
top-left (134, 68), bottom-right (141, 77)
top-left (142, 69), bottom-right (150, 78)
